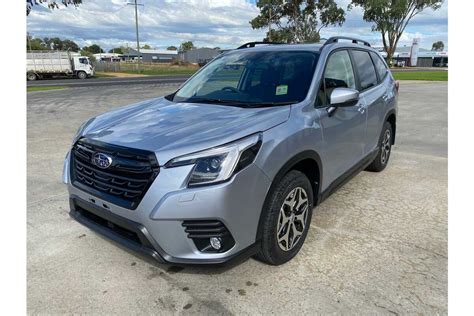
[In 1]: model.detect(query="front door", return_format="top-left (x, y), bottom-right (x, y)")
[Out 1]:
top-left (316, 49), bottom-right (367, 190)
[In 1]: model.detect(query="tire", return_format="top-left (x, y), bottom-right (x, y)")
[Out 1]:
top-left (366, 121), bottom-right (393, 172)
top-left (27, 72), bottom-right (37, 81)
top-left (255, 170), bottom-right (314, 265)
top-left (76, 71), bottom-right (87, 80)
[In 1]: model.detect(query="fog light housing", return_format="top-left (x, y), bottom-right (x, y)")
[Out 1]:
top-left (210, 237), bottom-right (222, 250)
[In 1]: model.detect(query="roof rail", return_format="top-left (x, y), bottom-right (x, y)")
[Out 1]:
top-left (237, 41), bottom-right (283, 49)
top-left (323, 36), bottom-right (371, 47)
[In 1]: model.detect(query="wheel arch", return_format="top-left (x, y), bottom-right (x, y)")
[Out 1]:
top-left (255, 150), bottom-right (322, 241)
top-left (385, 110), bottom-right (397, 145)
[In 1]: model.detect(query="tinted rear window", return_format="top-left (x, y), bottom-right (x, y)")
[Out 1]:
top-left (370, 51), bottom-right (388, 81)
top-left (351, 50), bottom-right (378, 90)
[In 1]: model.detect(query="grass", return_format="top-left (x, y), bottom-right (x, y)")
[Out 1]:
top-left (95, 62), bottom-right (199, 77)
top-left (121, 68), bottom-right (198, 76)
top-left (27, 86), bottom-right (67, 92)
top-left (392, 71), bottom-right (448, 81)
top-left (94, 72), bottom-right (116, 78)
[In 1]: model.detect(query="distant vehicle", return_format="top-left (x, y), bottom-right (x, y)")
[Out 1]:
top-left (27, 51), bottom-right (95, 81)
top-left (64, 37), bottom-right (398, 266)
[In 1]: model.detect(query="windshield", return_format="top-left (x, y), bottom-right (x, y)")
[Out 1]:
top-left (171, 50), bottom-right (319, 106)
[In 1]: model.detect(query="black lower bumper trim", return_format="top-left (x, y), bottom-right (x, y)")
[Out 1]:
top-left (70, 197), bottom-right (165, 263)
top-left (69, 196), bottom-right (260, 266)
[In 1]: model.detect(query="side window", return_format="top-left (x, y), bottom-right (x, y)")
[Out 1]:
top-left (79, 58), bottom-right (88, 65)
top-left (318, 50), bottom-right (356, 106)
top-left (370, 51), bottom-right (388, 81)
top-left (351, 50), bottom-right (377, 90)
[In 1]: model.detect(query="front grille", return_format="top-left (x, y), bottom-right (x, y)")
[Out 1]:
top-left (71, 138), bottom-right (159, 210)
top-left (182, 220), bottom-right (235, 252)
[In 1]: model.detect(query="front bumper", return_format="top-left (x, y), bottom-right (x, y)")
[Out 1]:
top-left (64, 152), bottom-right (271, 264)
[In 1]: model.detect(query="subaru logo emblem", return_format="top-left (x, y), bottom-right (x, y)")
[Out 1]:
top-left (92, 152), bottom-right (112, 169)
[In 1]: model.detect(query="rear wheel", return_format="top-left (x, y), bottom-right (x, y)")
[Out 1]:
top-left (366, 121), bottom-right (393, 172)
top-left (76, 71), bottom-right (87, 80)
top-left (255, 170), bottom-right (314, 265)
top-left (27, 72), bottom-right (37, 81)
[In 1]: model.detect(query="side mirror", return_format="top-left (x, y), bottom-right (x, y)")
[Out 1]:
top-left (330, 88), bottom-right (359, 107)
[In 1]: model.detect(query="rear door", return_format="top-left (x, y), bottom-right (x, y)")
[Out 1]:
top-left (316, 49), bottom-right (367, 187)
top-left (350, 50), bottom-right (386, 154)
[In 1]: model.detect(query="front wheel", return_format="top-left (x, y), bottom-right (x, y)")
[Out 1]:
top-left (27, 72), bottom-right (37, 81)
top-left (366, 121), bottom-right (393, 172)
top-left (76, 71), bottom-right (87, 80)
top-left (255, 170), bottom-right (314, 265)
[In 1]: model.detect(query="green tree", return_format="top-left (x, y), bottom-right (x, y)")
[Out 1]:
top-left (62, 39), bottom-right (80, 52)
top-left (108, 47), bottom-right (124, 54)
top-left (431, 41), bottom-right (444, 51)
top-left (167, 46), bottom-right (178, 51)
top-left (80, 50), bottom-right (96, 62)
top-left (250, 0), bottom-right (345, 43)
top-left (82, 44), bottom-right (104, 54)
top-left (351, 0), bottom-right (443, 63)
top-left (27, 0), bottom-right (83, 16)
top-left (179, 41), bottom-right (195, 51)
top-left (27, 36), bottom-right (48, 50)
top-left (142, 44), bottom-right (151, 49)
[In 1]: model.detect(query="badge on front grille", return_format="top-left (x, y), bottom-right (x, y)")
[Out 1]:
top-left (92, 152), bottom-right (113, 169)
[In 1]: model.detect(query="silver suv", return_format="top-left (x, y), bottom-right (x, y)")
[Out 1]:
top-left (63, 37), bottom-right (398, 265)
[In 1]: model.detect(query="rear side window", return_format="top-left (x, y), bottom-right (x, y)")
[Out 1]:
top-left (351, 50), bottom-right (377, 90)
top-left (370, 52), bottom-right (388, 81)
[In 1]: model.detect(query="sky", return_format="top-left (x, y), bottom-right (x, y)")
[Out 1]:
top-left (26, 0), bottom-right (448, 51)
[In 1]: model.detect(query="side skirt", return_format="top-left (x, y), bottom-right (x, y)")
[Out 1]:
top-left (317, 148), bottom-right (379, 205)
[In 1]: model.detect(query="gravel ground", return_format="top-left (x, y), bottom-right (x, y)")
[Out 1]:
top-left (27, 81), bottom-right (447, 314)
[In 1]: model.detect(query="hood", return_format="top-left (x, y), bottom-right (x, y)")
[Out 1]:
top-left (80, 96), bottom-right (290, 164)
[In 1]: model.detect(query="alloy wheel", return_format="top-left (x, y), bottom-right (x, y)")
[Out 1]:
top-left (276, 187), bottom-right (309, 251)
top-left (381, 129), bottom-right (391, 165)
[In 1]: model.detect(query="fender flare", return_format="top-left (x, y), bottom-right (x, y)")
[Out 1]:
top-left (384, 109), bottom-right (397, 144)
top-left (255, 150), bottom-right (323, 241)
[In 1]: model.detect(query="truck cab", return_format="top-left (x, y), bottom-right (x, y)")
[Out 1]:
top-left (72, 56), bottom-right (94, 79)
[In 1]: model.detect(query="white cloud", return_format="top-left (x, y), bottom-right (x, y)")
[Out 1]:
top-left (27, 0), bottom-right (447, 50)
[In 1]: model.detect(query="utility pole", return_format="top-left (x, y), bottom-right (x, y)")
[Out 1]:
top-left (128, 0), bottom-right (143, 73)
top-left (268, 6), bottom-right (272, 42)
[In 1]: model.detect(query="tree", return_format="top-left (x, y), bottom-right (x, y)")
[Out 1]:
top-left (62, 39), bottom-right (80, 52)
top-left (80, 50), bottom-right (96, 62)
top-left (250, 0), bottom-right (345, 43)
top-left (167, 46), bottom-right (178, 51)
top-left (108, 47), bottom-right (124, 54)
top-left (431, 40), bottom-right (444, 51)
top-left (179, 41), bottom-right (195, 51)
top-left (27, 36), bottom-right (48, 50)
top-left (142, 44), bottom-right (151, 49)
top-left (351, 0), bottom-right (443, 63)
top-left (27, 0), bottom-right (83, 16)
top-left (82, 44), bottom-right (104, 54)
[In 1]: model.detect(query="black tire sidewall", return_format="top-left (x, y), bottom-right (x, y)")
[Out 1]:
top-left (366, 121), bottom-right (393, 172)
top-left (27, 73), bottom-right (37, 81)
top-left (259, 170), bottom-right (314, 265)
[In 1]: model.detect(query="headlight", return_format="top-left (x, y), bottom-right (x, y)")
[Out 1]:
top-left (165, 134), bottom-right (262, 187)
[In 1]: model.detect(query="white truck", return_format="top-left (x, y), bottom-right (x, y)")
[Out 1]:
top-left (27, 51), bottom-right (95, 80)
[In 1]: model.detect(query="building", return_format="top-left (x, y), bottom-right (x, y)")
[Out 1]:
top-left (179, 47), bottom-right (221, 64)
top-left (93, 53), bottom-right (121, 62)
top-left (376, 45), bottom-right (448, 67)
top-left (127, 48), bottom-right (178, 63)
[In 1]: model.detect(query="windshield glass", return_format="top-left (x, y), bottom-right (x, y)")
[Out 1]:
top-left (171, 50), bottom-right (319, 106)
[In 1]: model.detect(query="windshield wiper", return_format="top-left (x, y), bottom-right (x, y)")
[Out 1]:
top-left (185, 97), bottom-right (251, 106)
top-left (244, 101), bottom-right (298, 108)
